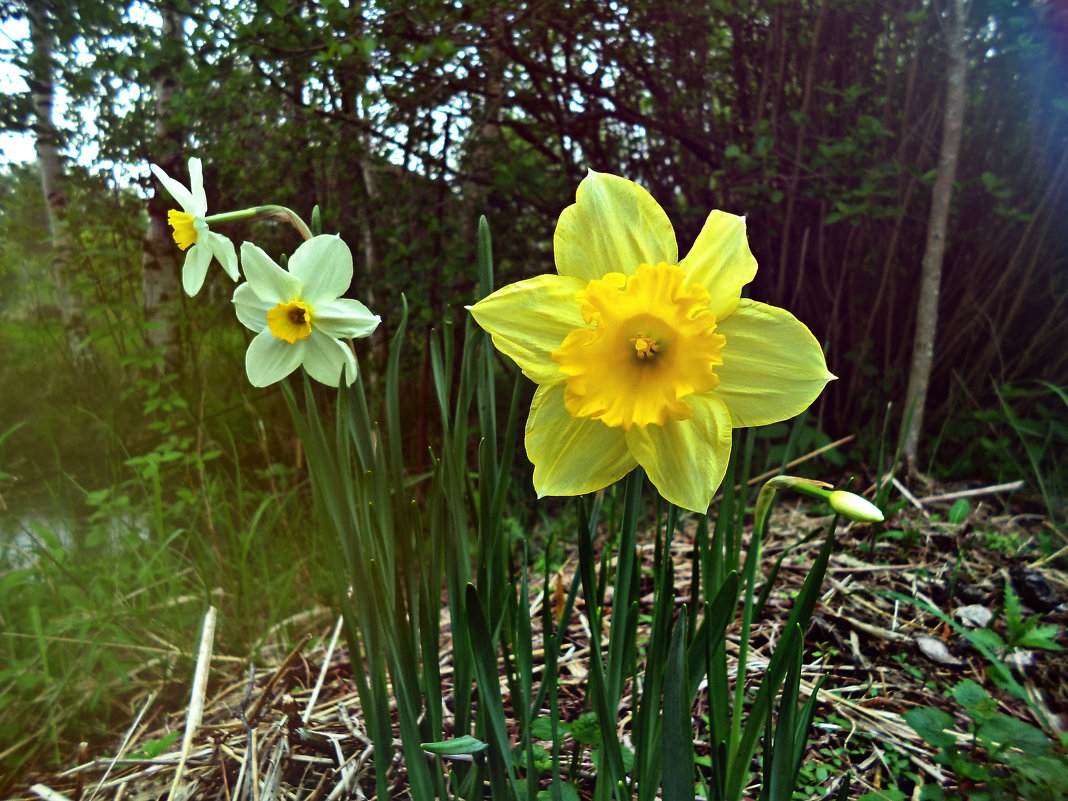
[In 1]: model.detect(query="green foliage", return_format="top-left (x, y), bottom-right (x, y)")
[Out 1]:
top-left (937, 382), bottom-right (1068, 534)
top-left (979, 527), bottom-right (1027, 557)
top-left (0, 164), bottom-right (50, 316)
top-left (890, 583), bottom-right (1066, 773)
top-left (795, 715), bottom-right (917, 799)
top-left (421, 735), bottom-right (488, 756)
top-left (1001, 584), bottom-right (1062, 653)
top-left (948, 499), bottom-right (970, 525)
top-left (907, 680), bottom-right (1068, 801)
top-left (0, 442), bottom-right (324, 784)
top-left (5, 0), bottom-right (1065, 454)
top-left (128, 731), bottom-right (179, 759)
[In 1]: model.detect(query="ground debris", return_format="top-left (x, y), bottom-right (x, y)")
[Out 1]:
top-left (14, 481), bottom-right (1067, 800)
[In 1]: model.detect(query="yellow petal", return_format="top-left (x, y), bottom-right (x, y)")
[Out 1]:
top-left (712, 299), bottom-right (835, 428)
top-left (526, 384), bottom-right (636, 497)
top-left (469, 274), bottom-right (586, 385)
top-left (554, 170), bottom-right (678, 282)
top-left (678, 211), bottom-right (757, 320)
top-left (625, 394), bottom-right (732, 513)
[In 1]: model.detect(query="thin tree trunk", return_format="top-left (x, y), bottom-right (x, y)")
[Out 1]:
top-left (460, 7), bottom-right (505, 248)
top-left (775, 0), bottom-right (827, 304)
top-left (901, 0), bottom-right (969, 471)
top-left (141, 6), bottom-right (185, 373)
top-left (28, 0), bottom-right (89, 364)
top-left (357, 155), bottom-right (382, 381)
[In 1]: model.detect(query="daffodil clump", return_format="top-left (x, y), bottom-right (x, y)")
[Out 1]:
top-left (470, 170), bottom-right (835, 512)
top-left (150, 157), bottom-right (239, 296)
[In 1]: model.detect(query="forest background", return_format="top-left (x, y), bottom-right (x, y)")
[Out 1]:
top-left (1, 0), bottom-right (1066, 788)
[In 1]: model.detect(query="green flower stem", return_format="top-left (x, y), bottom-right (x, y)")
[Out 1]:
top-left (205, 205), bottom-right (313, 240)
top-left (727, 514), bottom-right (761, 778)
top-left (722, 475), bottom-right (875, 796)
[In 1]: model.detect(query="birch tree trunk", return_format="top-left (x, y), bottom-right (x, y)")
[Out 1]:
top-left (901, 0), bottom-right (969, 472)
top-left (141, 7), bottom-right (185, 373)
top-left (27, 0), bottom-right (89, 363)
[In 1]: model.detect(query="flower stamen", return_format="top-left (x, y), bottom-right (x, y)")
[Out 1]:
top-left (631, 333), bottom-right (658, 359)
top-left (167, 209), bottom-right (198, 251)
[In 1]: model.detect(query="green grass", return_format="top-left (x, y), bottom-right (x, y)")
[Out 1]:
top-left (0, 480), bottom-right (327, 787)
top-left (0, 311), bottom-right (333, 789)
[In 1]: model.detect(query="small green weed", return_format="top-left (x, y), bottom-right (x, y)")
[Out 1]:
top-left (512, 713), bottom-right (637, 799)
top-left (795, 714), bottom-right (922, 798)
top-left (907, 679), bottom-right (1068, 800)
top-left (980, 529), bottom-right (1025, 557)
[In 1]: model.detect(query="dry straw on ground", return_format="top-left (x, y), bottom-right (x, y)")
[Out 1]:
top-left (17, 481), bottom-right (1067, 801)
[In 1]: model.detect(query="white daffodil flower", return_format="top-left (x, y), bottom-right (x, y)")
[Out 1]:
top-left (233, 236), bottom-right (380, 387)
top-left (149, 157), bottom-right (239, 296)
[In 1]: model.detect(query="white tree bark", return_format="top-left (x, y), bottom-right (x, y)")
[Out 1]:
top-left (902, 0), bottom-right (969, 471)
top-left (141, 7), bottom-right (185, 373)
top-left (28, 0), bottom-right (89, 363)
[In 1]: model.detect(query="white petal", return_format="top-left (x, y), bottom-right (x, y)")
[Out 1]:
top-left (288, 235), bottom-right (353, 303)
top-left (233, 283), bottom-right (271, 332)
top-left (182, 244), bottom-right (211, 296)
top-left (245, 330), bottom-right (303, 386)
top-left (343, 353), bottom-right (359, 385)
top-left (186, 157), bottom-right (208, 216)
top-left (313, 298), bottom-right (380, 339)
top-left (207, 231), bottom-right (239, 281)
top-left (240, 242), bottom-right (302, 304)
top-left (302, 329), bottom-right (355, 387)
top-left (150, 163), bottom-right (197, 214)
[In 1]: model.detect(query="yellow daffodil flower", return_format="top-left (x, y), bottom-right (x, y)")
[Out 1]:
top-left (233, 236), bottom-right (380, 387)
top-left (469, 170), bottom-right (835, 512)
top-left (149, 157), bottom-right (239, 296)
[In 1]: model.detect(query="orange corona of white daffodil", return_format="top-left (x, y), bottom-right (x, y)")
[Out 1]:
top-left (469, 170), bottom-right (835, 513)
top-left (150, 156), bottom-right (239, 296)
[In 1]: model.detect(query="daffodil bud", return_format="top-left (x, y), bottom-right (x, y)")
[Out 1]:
top-left (753, 476), bottom-right (883, 536)
top-left (827, 490), bottom-right (884, 523)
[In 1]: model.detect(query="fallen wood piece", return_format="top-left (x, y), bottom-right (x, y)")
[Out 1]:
top-left (892, 477), bottom-right (930, 518)
top-left (167, 606), bottom-right (217, 801)
top-left (304, 616), bottom-right (345, 725)
top-left (30, 785), bottom-right (72, 801)
top-left (918, 481), bottom-right (1025, 503)
top-left (838, 614), bottom-right (911, 643)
